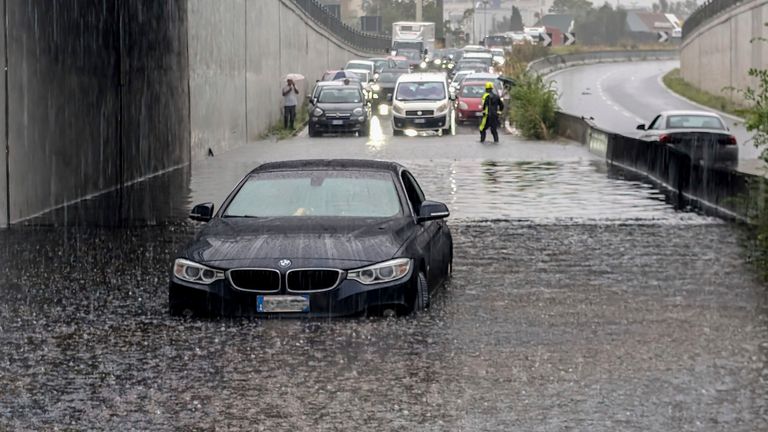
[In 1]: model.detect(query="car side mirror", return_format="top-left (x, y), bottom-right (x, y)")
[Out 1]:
top-left (636, 124), bottom-right (646, 130)
top-left (190, 202), bottom-right (214, 222)
top-left (417, 200), bottom-right (450, 222)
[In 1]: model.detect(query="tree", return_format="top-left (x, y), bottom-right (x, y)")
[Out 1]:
top-left (510, 6), bottom-right (524, 31)
top-left (549, 0), bottom-right (593, 18)
top-left (574, 3), bottom-right (627, 46)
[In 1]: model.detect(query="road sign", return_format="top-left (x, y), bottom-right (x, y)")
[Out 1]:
top-left (563, 32), bottom-right (576, 46)
top-left (658, 31), bottom-right (669, 43)
top-left (540, 32), bottom-right (552, 47)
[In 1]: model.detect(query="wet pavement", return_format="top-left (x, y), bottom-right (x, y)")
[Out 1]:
top-left (1, 116), bottom-right (767, 430)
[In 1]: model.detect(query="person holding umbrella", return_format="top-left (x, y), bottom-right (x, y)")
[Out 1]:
top-left (282, 75), bottom-right (301, 129)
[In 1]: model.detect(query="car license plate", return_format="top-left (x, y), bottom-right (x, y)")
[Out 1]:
top-left (331, 120), bottom-right (344, 125)
top-left (475, 112), bottom-right (484, 116)
top-left (257, 295), bottom-right (309, 313)
top-left (414, 119), bottom-right (426, 124)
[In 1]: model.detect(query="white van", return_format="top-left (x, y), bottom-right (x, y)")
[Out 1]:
top-left (391, 73), bottom-right (451, 136)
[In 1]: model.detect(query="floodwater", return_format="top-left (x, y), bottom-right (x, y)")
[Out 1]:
top-left (2, 137), bottom-right (767, 429)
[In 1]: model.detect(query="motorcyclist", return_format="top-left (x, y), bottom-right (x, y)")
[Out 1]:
top-left (479, 82), bottom-right (504, 143)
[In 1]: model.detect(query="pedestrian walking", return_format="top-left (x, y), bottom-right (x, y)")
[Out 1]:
top-left (282, 78), bottom-right (299, 129)
top-left (479, 82), bottom-right (504, 143)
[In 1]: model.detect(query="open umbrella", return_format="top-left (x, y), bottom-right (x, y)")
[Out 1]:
top-left (285, 73), bottom-right (305, 82)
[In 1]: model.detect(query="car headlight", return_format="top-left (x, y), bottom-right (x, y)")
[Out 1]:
top-left (353, 107), bottom-right (364, 116)
top-left (435, 101), bottom-right (449, 114)
top-left (371, 84), bottom-right (381, 92)
top-left (458, 101), bottom-right (469, 110)
top-left (374, 73), bottom-right (380, 80)
top-left (419, 61), bottom-right (427, 69)
top-left (312, 107), bottom-right (324, 117)
top-left (347, 258), bottom-right (411, 285)
top-left (392, 103), bottom-right (405, 115)
top-left (448, 63), bottom-right (454, 69)
top-left (434, 58), bottom-right (442, 65)
top-left (173, 258), bottom-right (224, 284)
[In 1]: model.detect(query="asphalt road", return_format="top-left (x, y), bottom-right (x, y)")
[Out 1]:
top-left (550, 60), bottom-right (760, 161)
top-left (2, 112), bottom-right (767, 430)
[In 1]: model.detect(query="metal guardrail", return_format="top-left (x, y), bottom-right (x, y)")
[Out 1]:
top-left (528, 49), bottom-right (679, 75)
top-left (683, 0), bottom-right (744, 40)
top-left (289, 0), bottom-right (390, 53)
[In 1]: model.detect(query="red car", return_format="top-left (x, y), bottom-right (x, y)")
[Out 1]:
top-left (455, 81), bottom-right (488, 124)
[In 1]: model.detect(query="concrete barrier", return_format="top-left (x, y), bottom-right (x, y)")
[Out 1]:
top-left (681, 0), bottom-right (768, 104)
top-left (556, 111), bottom-right (765, 220)
top-left (529, 49), bottom-right (679, 76)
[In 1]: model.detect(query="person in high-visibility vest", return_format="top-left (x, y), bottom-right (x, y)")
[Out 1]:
top-left (479, 82), bottom-right (504, 143)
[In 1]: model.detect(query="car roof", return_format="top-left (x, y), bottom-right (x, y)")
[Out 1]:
top-left (397, 72), bottom-right (447, 82)
top-left (464, 52), bottom-right (493, 58)
top-left (466, 73), bottom-right (499, 79)
top-left (250, 159), bottom-right (405, 174)
top-left (660, 110), bottom-right (722, 117)
top-left (316, 80), bottom-right (345, 86)
top-left (347, 60), bottom-right (375, 65)
top-left (461, 81), bottom-right (489, 86)
top-left (319, 84), bottom-right (360, 91)
top-left (346, 68), bottom-right (370, 74)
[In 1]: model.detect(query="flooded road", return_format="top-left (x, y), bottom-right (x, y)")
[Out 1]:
top-left (1, 125), bottom-right (767, 430)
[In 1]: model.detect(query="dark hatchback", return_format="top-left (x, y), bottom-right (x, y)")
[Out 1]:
top-left (370, 68), bottom-right (408, 106)
top-left (169, 159), bottom-right (453, 318)
top-left (309, 85), bottom-right (370, 137)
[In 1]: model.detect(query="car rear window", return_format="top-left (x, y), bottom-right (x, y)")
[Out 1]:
top-left (460, 85), bottom-right (484, 97)
top-left (347, 62), bottom-right (372, 71)
top-left (318, 88), bottom-right (362, 103)
top-left (666, 115), bottom-right (725, 130)
top-left (224, 171), bottom-right (402, 218)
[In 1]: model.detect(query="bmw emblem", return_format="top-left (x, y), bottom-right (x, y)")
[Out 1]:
top-left (278, 259), bottom-right (292, 268)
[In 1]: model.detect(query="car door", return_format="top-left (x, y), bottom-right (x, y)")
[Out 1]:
top-left (640, 115), bottom-right (663, 141)
top-left (401, 171), bottom-right (446, 288)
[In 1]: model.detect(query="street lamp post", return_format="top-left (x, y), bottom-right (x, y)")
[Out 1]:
top-left (482, 0), bottom-right (489, 41)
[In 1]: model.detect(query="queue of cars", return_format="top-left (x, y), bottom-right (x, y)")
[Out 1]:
top-left (306, 45), bottom-right (509, 138)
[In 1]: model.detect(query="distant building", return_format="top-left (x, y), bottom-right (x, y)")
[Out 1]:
top-left (535, 14), bottom-right (574, 34)
top-left (318, 0), bottom-right (364, 27)
top-left (626, 10), bottom-right (680, 42)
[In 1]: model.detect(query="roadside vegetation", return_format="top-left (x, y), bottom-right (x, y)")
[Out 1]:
top-left (260, 102), bottom-right (309, 140)
top-left (662, 68), bottom-right (744, 118)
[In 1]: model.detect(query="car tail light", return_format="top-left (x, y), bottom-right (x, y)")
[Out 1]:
top-left (658, 134), bottom-right (670, 144)
top-left (726, 135), bottom-right (737, 145)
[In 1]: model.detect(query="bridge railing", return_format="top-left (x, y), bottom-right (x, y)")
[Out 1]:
top-left (290, 0), bottom-right (390, 53)
top-left (683, 0), bottom-right (745, 40)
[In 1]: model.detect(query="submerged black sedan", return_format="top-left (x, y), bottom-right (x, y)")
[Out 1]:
top-left (170, 159), bottom-right (453, 317)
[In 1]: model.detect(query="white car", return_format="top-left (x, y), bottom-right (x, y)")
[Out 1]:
top-left (344, 60), bottom-right (375, 76)
top-left (391, 73), bottom-right (452, 136)
top-left (490, 48), bottom-right (505, 66)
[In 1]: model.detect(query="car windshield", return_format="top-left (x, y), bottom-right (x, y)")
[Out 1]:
top-left (347, 62), bottom-right (372, 72)
top-left (666, 115), bottom-right (725, 130)
top-left (372, 60), bottom-right (388, 70)
top-left (378, 72), bottom-right (402, 83)
top-left (346, 71), bottom-right (369, 81)
top-left (317, 88), bottom-right (361, 103)
top-left (224, 171), bottom-right (402, 218)
top-left (398, 49), bottom-right (421, 61)
top-left (393, 59), bottom-right (410, 68)
top-left (460, 85), bottom-right (485, 97)
top-left (395, 82), bottom-right (446, 101)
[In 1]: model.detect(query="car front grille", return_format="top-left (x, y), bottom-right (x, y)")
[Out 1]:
top-left (286, 269), bottom-right (343, 293)
top-left (406, 110), bottom-right (435, 117)
top-left (325, 112), bottom-right (351, 119)
top-left (228, 269), bottom-right (281, 292)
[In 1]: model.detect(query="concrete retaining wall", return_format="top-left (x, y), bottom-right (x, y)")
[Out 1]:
top-left (681, 0), bottom-right (768, 104)
top-left (1, 0), bottom-right (6, 228)
top-left (188, 0), bottom-right (378, 159)
top-left (3, 0), bottom-right (189, 226)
